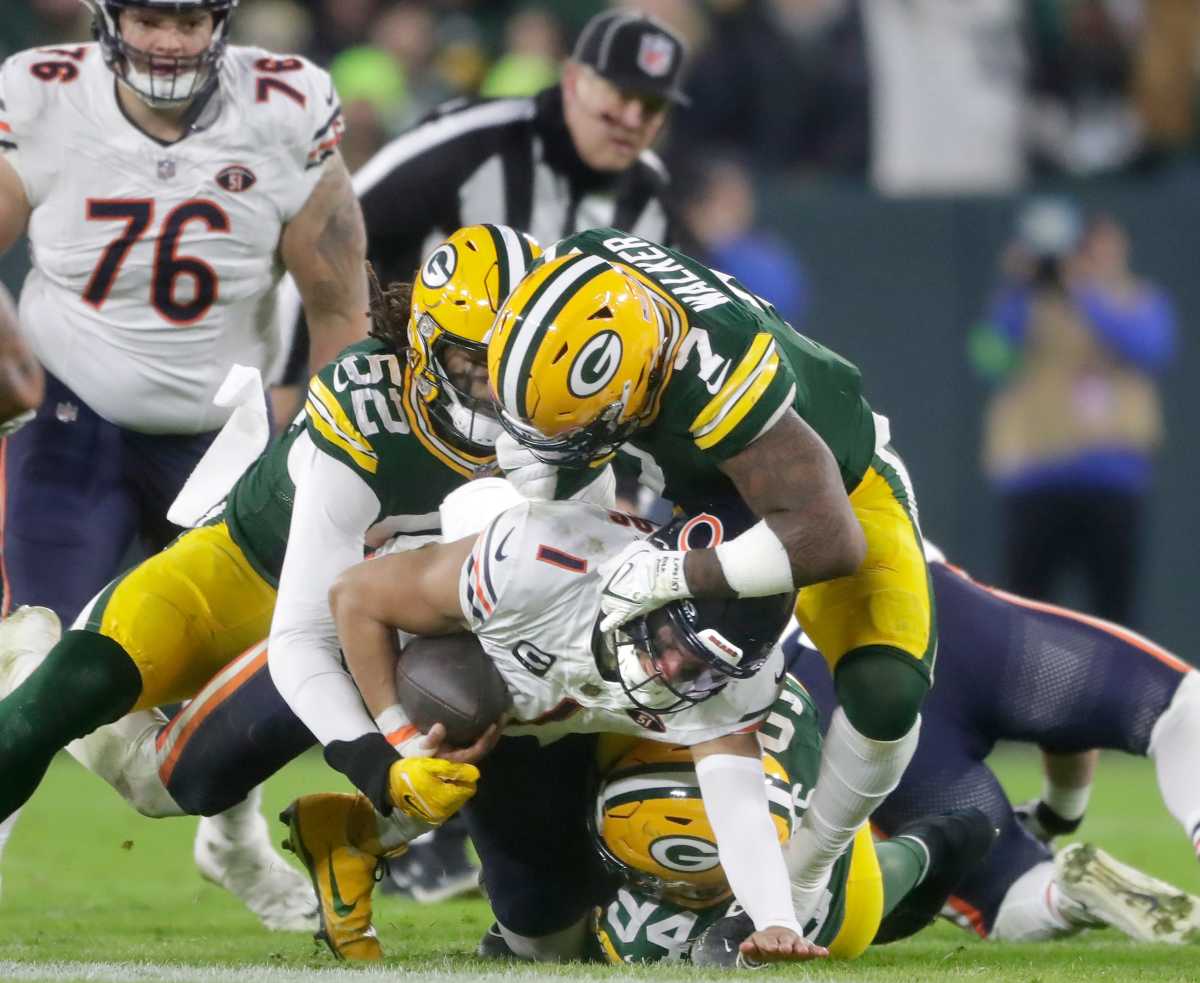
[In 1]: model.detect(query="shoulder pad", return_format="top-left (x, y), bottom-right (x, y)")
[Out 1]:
top-left (225, 47), bottom-right (343, 172)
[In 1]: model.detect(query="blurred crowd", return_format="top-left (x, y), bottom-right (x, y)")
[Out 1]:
top-left (6, 0), bottom-right (1199, 191)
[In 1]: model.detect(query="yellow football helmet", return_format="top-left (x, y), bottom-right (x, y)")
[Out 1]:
top-left (487, 253), bottom-right (666, 466)
top-left (594, 740), bottom-right (793, 909)
top-left (408, 225), bottom-right (541, 454)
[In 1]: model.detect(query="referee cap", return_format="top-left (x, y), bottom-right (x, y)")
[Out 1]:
top-left (572, 9), bottom-right (690, 106)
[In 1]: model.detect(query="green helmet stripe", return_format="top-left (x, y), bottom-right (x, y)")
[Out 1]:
top-left (497, 254), bottom-right (612, 419)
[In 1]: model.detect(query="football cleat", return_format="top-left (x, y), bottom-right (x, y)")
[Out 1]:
top-left (194, 810), bottom-right (318, 932)
top-left (386, 831), bottom-right (480, 904)
top-left (1056, 842), bottom-right (1200, 944)
top-left (0, 607), bottom-right (62, 899)
top-left (280, 794), bottom-right (390, 960)
top-left (874, 808), bottom-right (998, 944)
top-left (0, 606), bottom-right (61, 699)
top-left (477, 921), bottom-right (518, 960)
top-left (691, 909), bottom-right (764, 969)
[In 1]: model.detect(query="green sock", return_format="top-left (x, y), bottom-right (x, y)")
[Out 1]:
top-left (0, 630), bottom-right (141, 819)
top-left (877, 836), bottom-right (929, 918)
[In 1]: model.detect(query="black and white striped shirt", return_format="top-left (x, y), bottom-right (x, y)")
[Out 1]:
top-left (276, 86), bottom-right (675, 382)
top-left (356, 85), bottom-right (675, 283)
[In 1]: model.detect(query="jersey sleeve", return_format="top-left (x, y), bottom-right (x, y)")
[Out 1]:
top-left (247, 52), bottom-right (344, 221)
top-left (458, 500), bottom-right (532, 628)
top-left (0, 52), bottom-right (45, 202)
top-left (303, 361), bottom-right (381, 486)
top-left (683, 330), bottom-right (798, 461)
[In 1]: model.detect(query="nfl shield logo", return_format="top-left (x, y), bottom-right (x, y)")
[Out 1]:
top-left (157, 158), bottom-right (176, 181)
top-left (637, 33), bottom-right (674, 78)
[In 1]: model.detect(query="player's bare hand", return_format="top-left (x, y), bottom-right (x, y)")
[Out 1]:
top-left (418, 718), bottom-right (504, 764)
top-left (740, 927), bottom-right (828, 964)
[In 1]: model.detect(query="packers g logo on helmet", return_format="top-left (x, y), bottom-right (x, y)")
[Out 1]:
top-left (568, 330), bottom-right (624, 398)
top-left (407, 225), bottom-right (541, 456)
top-left (487, 254), bottom-right (666, 467)
top-left (649, 836), bottom-right (720, 874)
top-left (420, 244), bottom-right (458, 288)
top-left (594, 740), bottom-right (792, 908)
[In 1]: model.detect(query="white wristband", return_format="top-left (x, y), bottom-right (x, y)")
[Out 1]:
top-left (374, 704), bottom-right (424, 758)
top-left (714, 519), bottom-right (795, 597)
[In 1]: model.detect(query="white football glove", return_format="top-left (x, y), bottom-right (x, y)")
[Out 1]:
top-left (495, 432), bottom-right (558, 501)
top-left (597, 539), bottom-right (690, 633)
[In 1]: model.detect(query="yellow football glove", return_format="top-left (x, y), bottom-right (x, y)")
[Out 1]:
top-left (388, 757), bottom-right (479, 825)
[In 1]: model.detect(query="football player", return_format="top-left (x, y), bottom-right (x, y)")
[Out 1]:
top-left (785, 545), bottom-right (1200, 944)
top-left (0, 226), bottom-right (538, 930)
top-left (486, 228), bottom-right (933, 930)
top-left (589, 693), bottom-right (993, 967)
top-left (0, 0), bottom-right (367, 625)
top-left (0, 283), bottom-right (43, 435)
top-left (287, 502), bottom-right (925, 964)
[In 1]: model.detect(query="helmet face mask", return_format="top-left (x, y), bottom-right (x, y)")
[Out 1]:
top-left (422, 327), bottom-right (501, 455)
top-left (84, 1), bottom-right (238, 109)
top-left (407, 225), bottom-right (542, 456)
top-left (604, 609), bottom-right (733, 714)
top-left (495, 398), bottom-right (638, 467)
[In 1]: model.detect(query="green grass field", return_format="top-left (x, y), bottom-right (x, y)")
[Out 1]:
top-left (0, 748), bottom-right (1197, 983)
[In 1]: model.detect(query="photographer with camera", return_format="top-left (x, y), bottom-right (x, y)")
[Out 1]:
top-left (973, 198), bottom-right (1176, 626)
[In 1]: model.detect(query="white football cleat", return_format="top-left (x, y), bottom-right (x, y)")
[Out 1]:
top-left (0, 606), bottom-right (61, 698)
top-left (0, 605), bottom-right (62, 899)
top-left (1056, 842), bottom-right (1200, 944)
top-left (194, 807), bottom-right (319, 932)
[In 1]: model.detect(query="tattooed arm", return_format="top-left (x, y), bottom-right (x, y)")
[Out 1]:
top-left (683, 409), bottom-right (866, 595)
top-left (279, 151), bottom-right (369, 386)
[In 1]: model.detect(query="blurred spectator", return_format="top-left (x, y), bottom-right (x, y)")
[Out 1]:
top-left (682, 157), bottom-right (810, 327)
top-left (330, 46), bottom-right (408, 170)
top-left (1026, 0), bottom-right (1144, 177)
top-left (863, 0), bottom-right (1026, 194)
top-left (307, 0), bottom-right (380, 65)
top-left (1132, 0), bottom-right (1200, 159)
top-left (231, 0), bottom-right (312, 55)
top-left (480, 5), bottom-right (564, 98)
top-left (974, 198), bottom-right (1177, 625)
top-left (666, 0), bottom-right (868, 175)
top-left (371, 2), bottom-right (454, 127)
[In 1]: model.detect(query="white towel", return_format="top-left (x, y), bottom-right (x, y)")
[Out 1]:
top-left (167, 364), bottom-right (270, 528)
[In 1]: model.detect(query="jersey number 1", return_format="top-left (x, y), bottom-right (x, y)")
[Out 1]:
top-left (83, 199), bottom-right (230, 324)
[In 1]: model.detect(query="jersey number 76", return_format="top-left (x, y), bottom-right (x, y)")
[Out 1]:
top-left (83, 198), bottom-right (230, 325)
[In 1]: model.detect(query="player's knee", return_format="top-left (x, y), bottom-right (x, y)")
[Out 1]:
top-left (36, 631), bottom-right (142, 741)
top-left (835, 646), bottom-right (929, 741)
top-left (163, 763), bottom-right (253, 817)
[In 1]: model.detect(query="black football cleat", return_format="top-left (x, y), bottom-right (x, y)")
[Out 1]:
top-left (873, 807), bottom-right (998, 944)
top-left (477, 921), bottom-right (519, 959)
top-left (691, 909), bottom-right (765, 969)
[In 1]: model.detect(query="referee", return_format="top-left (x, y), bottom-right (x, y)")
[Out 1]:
top-left (354, 8), bottom-right (690, 286)
top-left (278, 8), bottom-right (692, 906)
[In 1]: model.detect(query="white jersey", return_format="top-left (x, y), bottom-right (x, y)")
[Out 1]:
top-left (0, 43), bottom-right (343, 433)
top-left (459, 501), bottom-right (783, 746)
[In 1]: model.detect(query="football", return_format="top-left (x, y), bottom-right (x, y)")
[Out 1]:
top-left (395, 632), bottom-right (510, 748)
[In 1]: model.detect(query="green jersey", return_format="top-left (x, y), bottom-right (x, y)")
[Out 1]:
top-left (553, 229), bottom-right (876, 513)
top-left (224, 338), bottom-right (490, 585)
top-left (594, 677), bottom-right (856, 964)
